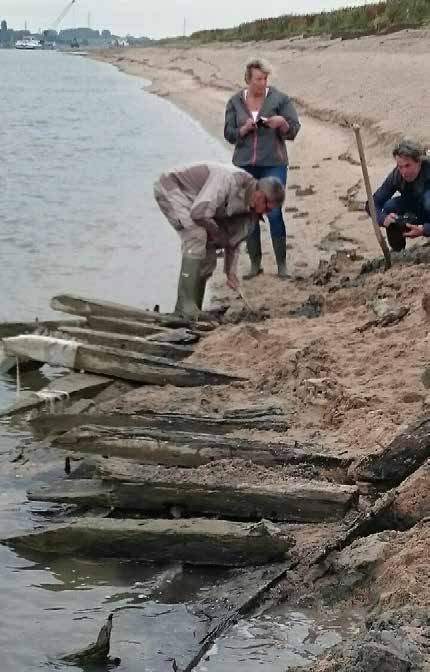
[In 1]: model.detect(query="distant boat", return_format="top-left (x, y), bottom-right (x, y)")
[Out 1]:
top-left (15, 37), bottom-right (43, 50)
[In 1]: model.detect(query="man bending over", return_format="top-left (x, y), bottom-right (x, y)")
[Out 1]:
top-left (154, 163), bottom-right (285, 320)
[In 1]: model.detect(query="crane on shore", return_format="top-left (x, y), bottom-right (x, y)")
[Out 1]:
top-left (48, 0), bottom-right (77, 33)
top-left (43, 0), bottom-right (77, 43)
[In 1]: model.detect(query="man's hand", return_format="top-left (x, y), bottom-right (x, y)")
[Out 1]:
top-left (239, 119), bottom-right (256, 137)
top-left (383, 213), bottom-right (398, 228)
top-left (226, 273), bottom-right (240, 291)
top-left (404, 224), bottom-right (424, 238)
top-left (265, 115), bottom-right (289, 131)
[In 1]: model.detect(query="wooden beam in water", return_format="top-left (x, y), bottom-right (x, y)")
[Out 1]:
top-left (0, 373), bottom-right (112, 418)
top-left (50, 294), bottom-right (216, 331)
top-left (29, 469), bottom-right (358, 523)
top-left (31, 410), bottom-right (290, 437)
top-left (4, 516), bottom-right (292, 566)
top-left (55, 424), bottom-right (350, 472)
top-left (57, 326), bottom-right (194, 361)
top-left (2, 335), bottom-right (243, 386)
top-left (0, 318), bottom-right (85, 339)
top-left (86, 315), bottom-right (166, 338)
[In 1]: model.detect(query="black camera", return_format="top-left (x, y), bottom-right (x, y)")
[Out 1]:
top-left (395, 212), bottom-right (419, 234)
top-left (256, 117), bottom-right (268, 128)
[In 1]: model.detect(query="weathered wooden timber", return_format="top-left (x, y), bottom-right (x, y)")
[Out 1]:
top-left (31, 410), bottom-right (290, 437)
top-left (4, 517), bottom-right (292, 566)
top-left (0, 318), bottom-right (85, 339)
top-left (61, 614), bottom-right (117, 666)
top-left (0, 373), bottom-right (112, 418)
top-left (28, 471), bottom-right (359, 522)
top-left (351, 416), bottom-right (430, 484)
top-left (0, 319), bottom-right (86, 374)
top-left (57, 326), bottom-right (194, 360)
top-left (2, 335), bottom-right (243, 387)
top-left (86, 315), bottom-right (167, 338)
top-left (55, 424), bottom-right (349, 471)
top-left (50, 294), bottom-right (216, 331)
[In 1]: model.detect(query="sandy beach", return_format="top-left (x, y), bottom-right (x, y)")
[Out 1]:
top-left (86, 39), bottom-right (430, 668)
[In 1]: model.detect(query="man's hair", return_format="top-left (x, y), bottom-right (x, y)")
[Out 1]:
top-left (244, 58), bottom-right (271, 84)
top-left (392, 137), bottom-right (426, 162)
top-left (257, 176), bottom-right (285, 207)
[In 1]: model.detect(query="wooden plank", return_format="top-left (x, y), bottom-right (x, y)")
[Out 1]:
top-left (55, 424), bottom-right (349, 471)
top-left (4, 516), bottom-right (292, 566)
top-left (2, 335), bottom-right (243, 387)
top-left (86, 315), bottom-right (166, 337)
top-left (0, 318), bottom-right (85, 339)
top-left (105, 411), bottom-right (290, 434)
top-left (29, 470), bottom-right (358, 523)
top-left (57, 326), bottom-right (194, 361)
top-left (352, 416), bottom-right (430, 485)
top-left (30, 411), bottom-right (290, 437)
top-left (50, 293), bottom-right (216, 331)
top-left (0, 373), bottom-right (112, 418)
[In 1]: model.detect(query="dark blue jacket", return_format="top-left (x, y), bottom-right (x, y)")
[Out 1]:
top-left (371, 158), bottom-right (430, 235)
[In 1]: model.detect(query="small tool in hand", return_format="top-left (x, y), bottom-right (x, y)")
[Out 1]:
top-left (236, 287), bottom-right (257, 315)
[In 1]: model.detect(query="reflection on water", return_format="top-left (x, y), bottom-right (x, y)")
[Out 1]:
top-left (196, 606), bottom-right (361, 671)
top-left (0, 49), bottom-right (228, 324)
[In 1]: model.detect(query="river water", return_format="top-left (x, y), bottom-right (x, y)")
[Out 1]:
top-left (0, 50), bottom-right (359, 671)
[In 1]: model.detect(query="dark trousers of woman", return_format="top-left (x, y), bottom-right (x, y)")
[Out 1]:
top-left (242, 164), bottom-right (288, 278)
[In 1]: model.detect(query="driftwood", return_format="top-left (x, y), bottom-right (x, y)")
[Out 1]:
top-left (29, 469), bottom-right (358, 522)
top-left (55, 424), bottom-right (350, 472)
top-left (0, 373), bottom-right (112, 419)
top-left (57, 326), bottom-right (194, 360)
top-left (351, 416), bottom-right (430, 484)
top-left (61, 613), bottom-right (119, 666)
top-left (4, 517), bottom-right (292, 566)
top-left (50, 293), bottom-right (216, 331)
top-left (2, 335), bottom-right (242, 387)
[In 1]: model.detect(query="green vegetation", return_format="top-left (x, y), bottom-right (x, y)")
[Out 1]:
top-left (187, 0), bottom-right (430, 43)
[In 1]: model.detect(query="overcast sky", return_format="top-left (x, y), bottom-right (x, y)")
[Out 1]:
top-left (2, 0), bottom-right (376, 38)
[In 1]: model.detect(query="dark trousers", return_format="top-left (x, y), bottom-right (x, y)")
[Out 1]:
top-left (383, 193), bottom-right (430, 251)
top-left (243, 165), bottom-right (288, 242)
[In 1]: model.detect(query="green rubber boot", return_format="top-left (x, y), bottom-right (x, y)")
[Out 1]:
top-left (196, 277), bottom-right (207, 310)
top-left (175, 256), bottom-right (203, 320)
top-left (272, 236), bottom-right (288, 280)
top-left (242, 234), bottom-right (263, 281)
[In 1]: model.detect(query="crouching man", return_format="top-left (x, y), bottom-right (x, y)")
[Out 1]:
top-left (154, 163), bottom-right (285, 320)
top-left (368, 138), bottom-right (430, 251)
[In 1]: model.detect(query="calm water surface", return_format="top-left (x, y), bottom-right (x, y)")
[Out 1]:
top-left (0, 50), bottom-right (358, 671)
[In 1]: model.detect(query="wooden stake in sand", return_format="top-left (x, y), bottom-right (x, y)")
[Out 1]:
top-left (353, 125), bottom-right (391, 270)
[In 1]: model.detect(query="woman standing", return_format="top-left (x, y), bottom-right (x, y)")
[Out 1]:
top-left (224, 58), bottom-right (301, 279)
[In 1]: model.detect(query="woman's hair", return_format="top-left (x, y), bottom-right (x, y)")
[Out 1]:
top-left (258, 176), bottom-right (285, 207)
top-left (392, 137), bottom-right (426, 162)
top-left (244, 58), bottom-right (271, 84)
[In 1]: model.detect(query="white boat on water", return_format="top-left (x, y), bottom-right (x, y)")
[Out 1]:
top-left (15, 37), bottom-right (43, 50)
